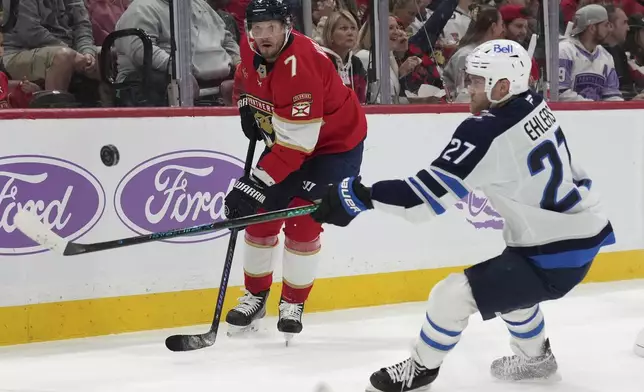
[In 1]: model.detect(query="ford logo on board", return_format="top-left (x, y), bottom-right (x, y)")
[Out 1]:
top-left (114, 150), bottom-right (244, 243)
top-left (0, 155), bottom-right (106, 255)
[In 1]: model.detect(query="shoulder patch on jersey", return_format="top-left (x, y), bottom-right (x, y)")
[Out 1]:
top-left (291, 93), bottom-right (313, 117)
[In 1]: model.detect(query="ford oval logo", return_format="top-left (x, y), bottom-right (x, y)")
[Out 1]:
top-left (114, 150), bottom-right (244, 243)
top-left (0, 155), bottom-right (105, 255)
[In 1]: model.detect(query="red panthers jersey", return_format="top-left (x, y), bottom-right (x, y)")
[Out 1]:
top-left (235, 31), bottom-right (367, 185)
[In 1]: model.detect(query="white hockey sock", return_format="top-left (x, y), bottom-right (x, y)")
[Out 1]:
top-left (500, 305), bottom-right (546, 357)
top-left (243, 233), bottom-right (279, 293)
top-left (414, 273), bottom-right (478, 369)
top-left (281, 237), bottom-right (321, 303)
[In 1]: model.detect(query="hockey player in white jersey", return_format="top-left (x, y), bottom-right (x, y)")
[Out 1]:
top-left (311, 39), bottom-right (615, 392)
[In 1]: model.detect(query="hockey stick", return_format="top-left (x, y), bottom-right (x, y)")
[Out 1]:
top-left (14, 193), bottom-right (318, 256)
top-left (164, 139), bottom-right (256, 352)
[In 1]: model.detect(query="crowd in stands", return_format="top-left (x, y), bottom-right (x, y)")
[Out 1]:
top-left (0, 0), bottom-right (642, 108)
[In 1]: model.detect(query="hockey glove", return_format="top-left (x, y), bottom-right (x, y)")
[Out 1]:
top-left (224, 174), bottom-right (267, 219)
top-left (311, 176), bottom-right (373, 227)
top-left (238, 94), bottom-right (263, 141)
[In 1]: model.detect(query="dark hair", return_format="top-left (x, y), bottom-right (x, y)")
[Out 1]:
top-left (625, 13), bottom-right (644, 64)
top-left (459, 5), bottom-right (501, 48)
top-left (604, 4), bottom-right (622, 22)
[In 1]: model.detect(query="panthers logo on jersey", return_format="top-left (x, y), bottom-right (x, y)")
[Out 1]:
top-left (246, 95), bottom-right (277, 146)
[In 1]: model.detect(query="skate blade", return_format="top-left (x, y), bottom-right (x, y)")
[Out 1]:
top-left (494, 372), bottom-right (562, 384)
top-left (226, 320), bottom-right (261, 337)
top-left (365, 383), bottom-right (430, 392)
top-left (284, 332), bottom-right (295, 346)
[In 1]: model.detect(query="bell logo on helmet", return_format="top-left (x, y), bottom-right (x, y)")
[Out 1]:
top-left (493, 44), bottom-right (514, 54)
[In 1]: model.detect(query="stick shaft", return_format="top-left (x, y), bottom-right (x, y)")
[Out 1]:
top-left (65, 204), bottom-right (317, 255)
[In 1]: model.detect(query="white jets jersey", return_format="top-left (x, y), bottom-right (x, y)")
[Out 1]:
top-left (440, 8), bottom-right (471, 45)
top-left (370, 90), bottom-right (615, 269)
top-left (558, 38), bottom-right (623, 101)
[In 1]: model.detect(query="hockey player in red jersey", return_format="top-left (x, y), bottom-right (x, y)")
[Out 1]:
top-left (223, 0), bottom-right (367, 343)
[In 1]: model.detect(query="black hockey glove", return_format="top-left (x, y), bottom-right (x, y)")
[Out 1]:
top-left (238, 94), bottom-right (263, 141)
top-left (224, 174), bottom-right (267, 219)
top-left (311, 176), bottom-right (373, 227)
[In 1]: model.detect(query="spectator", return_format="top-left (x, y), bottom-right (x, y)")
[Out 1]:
top-left (500, 5), bottom-right (529, 45)
top-left (114, 0), bottom-right (240, 106)
top-left (2, 0), bottom-right (101, 92)
top-left (403, 0), bottom-right (460, 97)
top-left (224, 0), bottom-right (251, 36)
top-left (559, 4), bottom-right (623, 100)
top-left (0, 62), bottom-right (40, 108)
top-left (391, 0), bottom-right (419, 32)
top-left (208, 0), bottom-right (241, 43)
top-left (441, 0), bottom-right (473, 45)
top-left (321, 10), bottom-right (368, 103)
top-left (499, 5), bottom-right (539, 86)
top-left (442, 5), bottom-right (504, 101)
top-left (85, 0), bottom-right (131, 46)
top-left (312, 0), bottom-right (337, 44)
top-left (409, 0), bottom-right (432, 34)
top-left (356, 16), bottom-right (422, 103)
top-left (624, 14), bottom-right (644, 98)
top-left (602, 5), bottom-right (639, 98)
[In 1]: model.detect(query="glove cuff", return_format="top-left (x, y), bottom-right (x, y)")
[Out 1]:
top-left (353, 179), bottom-right (374, 209)
top-left (338, 177), bottom-right (373, 216)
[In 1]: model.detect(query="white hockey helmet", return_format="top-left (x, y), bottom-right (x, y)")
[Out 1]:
top-left (465, 39), bottom-right (531, 104)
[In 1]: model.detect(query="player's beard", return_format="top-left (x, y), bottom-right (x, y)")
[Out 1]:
top-left (259, 44), bottom-right (281, 61)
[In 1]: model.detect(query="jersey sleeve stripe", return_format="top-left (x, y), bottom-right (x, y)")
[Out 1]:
top-left (406, 176), bottom-right (446, 215)
top-left (416, 169), bottom-right (448, 198)
top-left (272, 114), bottom-right (322, 153)
top-left (371, 179), bottom-right (425, 209)
top-left (272, 113), bottom-right (323, 124)
top-left (430, 167), bottom-right (470, 198)
top-left (574, 178), bottom-right (592, 190)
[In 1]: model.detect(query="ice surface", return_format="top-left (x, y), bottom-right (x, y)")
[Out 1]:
top-left (0, 280), bottom-right (643, 392)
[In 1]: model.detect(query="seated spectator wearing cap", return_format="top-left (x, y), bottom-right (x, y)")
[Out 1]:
top-left (601, 5), bottom-right (640, 99)
top-left (559, 4), bottom-right (623, 101)
top-left (624, 14), bottom-right (644, 98)
top-left (114, 0), bottom-right (240, 105)
top-left (2, 0), bottom-right (101, 92)
top-left (499, 5), bottom-right (529, 45)
top-left (500, 5), bottom-right (540, 87)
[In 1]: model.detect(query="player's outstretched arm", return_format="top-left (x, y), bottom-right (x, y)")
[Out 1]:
top-left (311, 119), bottom-right (499, 227)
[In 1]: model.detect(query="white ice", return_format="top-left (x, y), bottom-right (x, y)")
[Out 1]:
top-left (0, 280), bottom-right (643, 392)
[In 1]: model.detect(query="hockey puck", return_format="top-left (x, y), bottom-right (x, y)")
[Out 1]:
top-left (100, 144), bottom-right (120, 167)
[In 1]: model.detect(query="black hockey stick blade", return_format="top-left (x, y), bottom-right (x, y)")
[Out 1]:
top-left (165, 332), bottom-right (217, 352)
top-left (14, 204), bottom-right (318, 256)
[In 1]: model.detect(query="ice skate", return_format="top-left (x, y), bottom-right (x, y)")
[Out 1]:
top-left (366, 357), bottom-right (439, 392)
top-left (634, 328), bottom-right (644, 357)
top-left (225, 289), bottom-right (268, 337)
top-left (277, 297), bottom-right (304, 346)
top-left (490, 338), bottom-right (559, 381)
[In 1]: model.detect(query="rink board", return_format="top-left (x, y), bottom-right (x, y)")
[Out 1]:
top-left (0, 102), bottom-right (643, 345)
